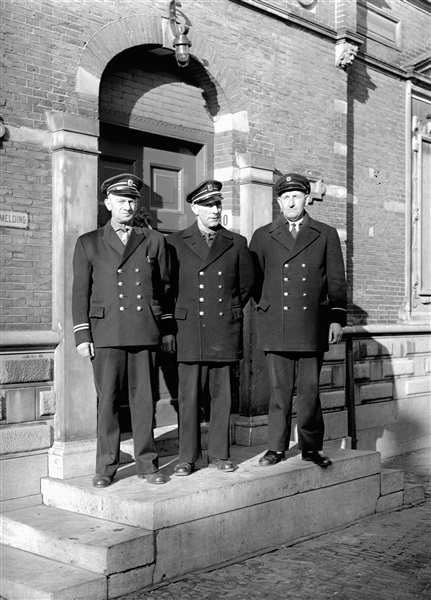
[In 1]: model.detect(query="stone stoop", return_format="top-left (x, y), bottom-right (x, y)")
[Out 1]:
top-left (0, 445), bottom-right (426, 600)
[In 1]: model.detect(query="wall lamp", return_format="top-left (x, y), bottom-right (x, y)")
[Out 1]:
top-left (168, 0), bottom-right (192, 67)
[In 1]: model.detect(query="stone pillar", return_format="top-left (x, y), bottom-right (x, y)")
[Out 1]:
top-left (47, 111), bottom-right (100, 479)
top-left (235, 152), bottom-right (274, 446)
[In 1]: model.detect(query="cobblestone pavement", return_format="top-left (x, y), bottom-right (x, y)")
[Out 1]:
top-left (120, 450), bottom-right (430, 600)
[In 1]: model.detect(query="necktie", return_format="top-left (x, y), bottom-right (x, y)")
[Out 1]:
top-left (290, 223), bottom-right (298, 238)
top-left (202, 232), bottom-right (216, 247)
top-left (119, 226), bottom-right (131, 245)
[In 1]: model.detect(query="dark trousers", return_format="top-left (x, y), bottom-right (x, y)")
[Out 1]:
top-left (178, 362), bottom-right (232, 464)
top-left (91, 346), bottom-right (159, 477)
top-left (265, 352), bottom-right (324, 452)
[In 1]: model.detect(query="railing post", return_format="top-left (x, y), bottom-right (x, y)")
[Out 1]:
top-left (345, 333), bottom-right (358, 449)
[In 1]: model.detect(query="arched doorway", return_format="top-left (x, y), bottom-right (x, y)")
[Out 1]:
top-left (98, 46), bottom-right (217, 429)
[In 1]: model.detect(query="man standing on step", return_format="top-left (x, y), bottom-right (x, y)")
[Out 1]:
top-left (167, 180), bottom-right (255, 476)
top-left (249, 173), bottom-right (347, 469)
top-left (72, 173), bottom-right (175, 488)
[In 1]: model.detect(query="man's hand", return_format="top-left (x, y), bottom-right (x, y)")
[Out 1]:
top-left (77, 342), bottom-right (95, 358)
top-left (328, 323), bottom-right (343, 344)
top-left (161, 334), bottom-right (176, 354)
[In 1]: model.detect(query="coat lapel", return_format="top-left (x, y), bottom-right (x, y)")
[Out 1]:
top-left (287, 213), bottom-right (321, 260)
top-left (182, 222), bottom-right (211, 262)
top-left (119, 226), bottom-right (147, 266)
top-left (269, 216), bottom-right (294, 252)
top-left (201, 227), bottom-right (234, 269)
top-left (102, 221), bottom-right (124, 256)
top-left (269, 213), bottom-right (321, 259)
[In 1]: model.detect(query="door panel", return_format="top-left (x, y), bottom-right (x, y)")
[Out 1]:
top-left (144, 148), bottom-right (195, 232)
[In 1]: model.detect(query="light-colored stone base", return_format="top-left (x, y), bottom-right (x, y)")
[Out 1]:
top-left (41, 447), bottom-right (381, 530)
top-left (1, 545), bottom-right (106, 600)
top-left (2, 444), bottom-right (425, 600)
top-left (0, 451), bottom-right (47, 502)
top-left (1, 505), bottom-right (154, 575)
top-left (403, 482), bottom-right (426, 505)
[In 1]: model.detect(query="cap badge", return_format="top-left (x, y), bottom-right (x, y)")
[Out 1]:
top-left (286, 176), bottom-right (291, 182)
top-left (127, 179), bottom-right (133, 186)
top-left (208, 183), bottom-right (214, 191)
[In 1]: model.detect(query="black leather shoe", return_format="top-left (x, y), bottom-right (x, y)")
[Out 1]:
top-left (259, 450), bottom-right (286, 466)
top-left (207, 457), bottom-right (234, 472)
top-left (174, 462), bottom-right (194, 476)
top-left (302, 451), bottom-right (332, 468)
top-left (92, 474), bottom-right (113, 488)
top-left (137, 472), bottom-right (168, 484)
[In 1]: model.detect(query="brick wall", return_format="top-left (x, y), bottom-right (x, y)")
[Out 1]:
top-left (2, 0), bottom-right (430, 328)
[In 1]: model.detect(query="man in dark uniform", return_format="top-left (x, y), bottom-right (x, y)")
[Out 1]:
top-left (72, 174), bottom-right (175, 487)
top-left (249, 173), bottom-right (347, 468)
top-left (167, 180), bottom-right (255, 476)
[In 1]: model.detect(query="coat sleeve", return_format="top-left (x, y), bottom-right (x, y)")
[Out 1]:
top-left (72, 237), bottom-right (93, 346)
top-left (239, 240), bottom-right (256, 308)
top-left (157, 235), bottom-right (176, 336)
top-left (326, 228), bottom-right (347, 326)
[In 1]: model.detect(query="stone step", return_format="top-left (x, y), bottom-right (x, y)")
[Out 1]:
top-left (403, 482), bottom-right (426, 505)
top-left (5, 445), bottom-right (422, 598)
top-left (0, 545), bottom-right (106, 600)
top-left (0, 505), bottom-right (153, 575)
top-left (42, 445), bottom-right (382, 531)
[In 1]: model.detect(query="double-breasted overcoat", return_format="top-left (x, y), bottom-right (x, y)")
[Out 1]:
top-left (71, 221), bottom-right (174, 477)
top-left (167, 222), bottom-right (255, 363)
top-left (249, 212), bottom-right (347, 352)
top-left (72, 222), bottom-right (173, 347)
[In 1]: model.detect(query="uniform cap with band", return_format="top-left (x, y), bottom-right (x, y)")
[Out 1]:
top-left (186, 180), bottom-right (223, 206)
top-left (101, 174), bottom-right (143, 198)
top-left (275, 173), bottom-right (311, 196)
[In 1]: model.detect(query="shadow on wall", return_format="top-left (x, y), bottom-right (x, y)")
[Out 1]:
top-left (351, 306), bottom-right (424, 459)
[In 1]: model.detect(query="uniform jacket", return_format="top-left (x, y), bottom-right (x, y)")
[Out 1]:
top-left (249, 212), bottom-right (347, 353)
top-left (167, 222), bottom-right (255, 362)
top-left (72, 221), bottom-right (174, 347)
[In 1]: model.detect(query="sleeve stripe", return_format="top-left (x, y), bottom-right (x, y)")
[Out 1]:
top-left (160, 314), bottom-right (173, 320)
top-left (331, 308), bottom-right (347, 312)
top-left (74, 323), bottom-right (90, 332)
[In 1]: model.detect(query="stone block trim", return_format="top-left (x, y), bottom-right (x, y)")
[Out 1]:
top-left (5, 388), bottom-right (36, 424)
top-left (37, 388), bottom-right (55, 417)
top-left (0, 422), bottom-right (52, 454)
top-left (359, 382), bottom-right (393, 403)
top-left (376, 491), bottom-right (404, 513)
top-left (380, 468), bottom-right (404, 496)
top-left (0, 356), bottom-right (53, 384)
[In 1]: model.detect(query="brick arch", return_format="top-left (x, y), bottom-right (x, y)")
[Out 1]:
top-left (76, 14), bottom-right (247, 117)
